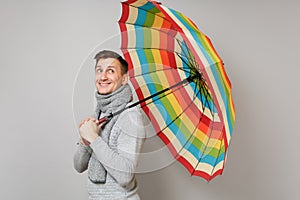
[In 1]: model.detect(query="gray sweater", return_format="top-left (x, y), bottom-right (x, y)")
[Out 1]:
top-left (73, 106), bottom-right (145, 200)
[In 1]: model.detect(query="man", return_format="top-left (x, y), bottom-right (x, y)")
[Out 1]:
top-left (73, 50), bottom-right (145, 200)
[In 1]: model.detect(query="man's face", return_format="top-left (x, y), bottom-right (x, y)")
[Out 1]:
top-left (95, 58), bottom-right (128, 95)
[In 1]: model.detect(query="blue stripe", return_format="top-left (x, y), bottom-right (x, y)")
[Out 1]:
top-left (135, 7), bottom-right (147, 26)
top-left (135, 28), bottom-right (145, 51)
top-left (140, 1), bottom-right (156, 11)
top-left (168, 9), bottom-right (216, 66)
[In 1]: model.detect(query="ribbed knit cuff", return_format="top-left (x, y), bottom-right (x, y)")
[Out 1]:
top-left (78, 140), bottom-right (92, 154)
top-left (90, 136), bottom-right (106, 149)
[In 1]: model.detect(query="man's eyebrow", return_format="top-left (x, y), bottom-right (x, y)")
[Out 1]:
top-left (95, 65), bottom-right (116, 69)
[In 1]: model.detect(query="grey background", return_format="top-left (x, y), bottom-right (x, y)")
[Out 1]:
top-left (1, 0), bottom-right (299, 199)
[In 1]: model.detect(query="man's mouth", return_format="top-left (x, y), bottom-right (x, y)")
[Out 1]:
top-left (98, 82), bottom-right (111, 87)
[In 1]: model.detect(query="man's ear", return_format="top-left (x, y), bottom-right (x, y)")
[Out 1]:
top-left (121, 74), bottom-right (129, 85)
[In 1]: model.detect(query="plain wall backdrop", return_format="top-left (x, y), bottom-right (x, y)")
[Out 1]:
top-left (1, 0), bottom-right (299, 199)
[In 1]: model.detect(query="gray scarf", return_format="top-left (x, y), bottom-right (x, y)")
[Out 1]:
top-left (88, 84), bottom-right (132, 183)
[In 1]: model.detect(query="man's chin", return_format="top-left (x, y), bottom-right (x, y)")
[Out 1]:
top-left (96, 84), bottom-right (110, 94)
top-left (97, 87), bottom-right (111, 95)
top-left (97, 90), bottom-right (110, 95)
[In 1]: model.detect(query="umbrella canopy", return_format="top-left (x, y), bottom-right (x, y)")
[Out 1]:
top-left (119, 0), bottom-right (235, 181)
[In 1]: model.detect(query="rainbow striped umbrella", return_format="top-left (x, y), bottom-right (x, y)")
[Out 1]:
top-left (118, 0), bottom-right (235, 181)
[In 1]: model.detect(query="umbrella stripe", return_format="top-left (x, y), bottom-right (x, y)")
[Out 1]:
top-left (160, 6), bottom-right (234, 144)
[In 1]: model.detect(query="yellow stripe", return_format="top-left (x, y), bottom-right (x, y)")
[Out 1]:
top-left (151, 49), bottom-right (162, 66)
top-left (125, 24), bottom-right (137, 49)
top-left (127, 5), bottom-right (139, 24)
top-left (152, 13), bottom-right (164, 29)
top-left (130, 0), bottom-right (148, 7)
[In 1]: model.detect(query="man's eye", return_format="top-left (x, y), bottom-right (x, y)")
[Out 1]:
top-left (108, 69), bottom-right (114, 73)
top-left (96, 69), bottom-right (102, 74)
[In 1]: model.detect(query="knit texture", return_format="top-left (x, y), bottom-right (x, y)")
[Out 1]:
top-left (88, 84), bottom-right (132, 183)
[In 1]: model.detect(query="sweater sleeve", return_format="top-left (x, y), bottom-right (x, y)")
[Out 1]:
top-left (89, 108), bottom-right (145, 186)
top-left (73, 142), bottom-right (92, 173)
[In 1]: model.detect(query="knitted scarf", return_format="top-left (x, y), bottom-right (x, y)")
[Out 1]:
top-left (88, 84), bottom-right (132, 183)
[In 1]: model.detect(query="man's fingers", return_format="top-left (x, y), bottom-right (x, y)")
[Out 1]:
top-left (79, 117), bottom-right (97, 128)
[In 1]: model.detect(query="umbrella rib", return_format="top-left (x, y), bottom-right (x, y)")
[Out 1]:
top-left (175, 42), bottom-right (215, 116)
top-left (193, 76), bottom-right (217, 170)
top-left (122, 46), bottom-right (185, 55)
top-left (176, 52), bottom-right (196, 75)
top-left (191, 102), bottom-right (215, 176)
top-left (176, 38), bottom-right (198, 69)
top-left (171, 75), bottom-right (216, 177)
top-left (119, 4), bottom-right (201, 36)
top-left (173, 89), bottom-right (203, 159)
top-left (209, 134), bottom-right (225, 177)
top-left (121, 76), bottom-right (195, 116)
top-left (119, 21), bottom-right (173, 35)
top-left (131, 67), bottom-right (190, 78)
top-left (140, 81), bottom-right (190, 108)
top-left (158, 84), bottom-right (201, 134)
top-left (121, 47), bottom-right (193, 69)
top-left (179, 41), bottom-right (215, 116)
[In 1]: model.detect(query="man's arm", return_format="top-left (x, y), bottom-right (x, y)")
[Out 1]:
top-left (73, 141), bottom-right (92, 173)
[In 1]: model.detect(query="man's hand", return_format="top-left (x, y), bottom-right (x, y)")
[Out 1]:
top-left (79, 118), bottom-right (101, 144)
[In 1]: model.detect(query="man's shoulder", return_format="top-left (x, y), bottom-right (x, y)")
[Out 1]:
top-left (118, 105), bottom-right (142, 121)
top-left (115, 105), bottom-right (145, 130)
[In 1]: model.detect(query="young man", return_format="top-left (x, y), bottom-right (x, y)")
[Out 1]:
top-left (73, 50), bottom-right (145, 200)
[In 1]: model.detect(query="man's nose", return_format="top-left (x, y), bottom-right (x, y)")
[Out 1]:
top-left (100, 71), bottom-right (108, 80)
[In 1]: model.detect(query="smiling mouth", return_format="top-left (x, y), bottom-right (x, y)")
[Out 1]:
top-left (98, 82), bottom-right (111, 87)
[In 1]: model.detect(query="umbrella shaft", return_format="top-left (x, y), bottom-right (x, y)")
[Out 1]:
top-left (100, 76), bottom-right (195, 122)
top-left (130, 76), bottom-right (194, 108)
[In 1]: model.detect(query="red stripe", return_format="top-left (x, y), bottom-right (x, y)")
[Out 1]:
top-left (121, 0), bottom-right (139, 8)
top-left (193, 168), bottom-right (223, 181)
top-left (119, 2), bottom-right (129, 24)
top-left (119, 25), bottom-right (128, 50)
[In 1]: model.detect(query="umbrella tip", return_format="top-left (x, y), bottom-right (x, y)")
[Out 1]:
top-left (152, 1), bottom-right (162, 4)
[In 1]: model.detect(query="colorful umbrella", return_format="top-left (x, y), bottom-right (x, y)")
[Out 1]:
top-left (118, 0), bottom-right (235, 181)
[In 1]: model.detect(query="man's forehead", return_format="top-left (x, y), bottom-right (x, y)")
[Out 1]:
top-left (96, 58), bottom-right (121, 68)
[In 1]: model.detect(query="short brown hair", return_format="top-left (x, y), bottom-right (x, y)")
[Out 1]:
top-left (94, 50), bottom-right (128, 74)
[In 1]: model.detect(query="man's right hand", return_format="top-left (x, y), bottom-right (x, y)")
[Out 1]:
top-left (78, 117), bottom-right (97, 146)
